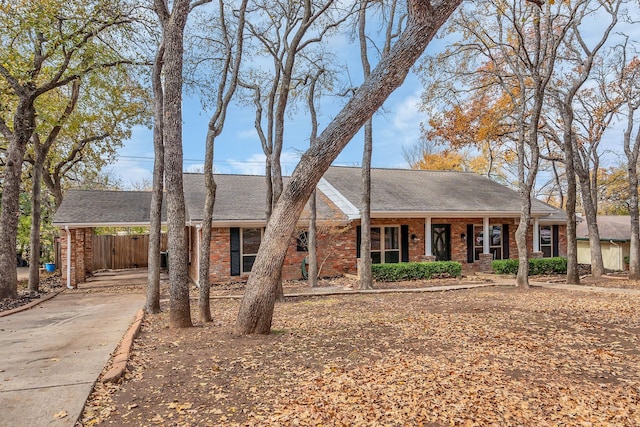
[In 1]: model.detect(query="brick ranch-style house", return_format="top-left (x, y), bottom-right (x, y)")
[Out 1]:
top-left (53, 166), bottom-right (567, 288)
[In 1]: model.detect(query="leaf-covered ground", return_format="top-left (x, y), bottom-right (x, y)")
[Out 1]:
top-left (81, 284), bottom-right (640, 426)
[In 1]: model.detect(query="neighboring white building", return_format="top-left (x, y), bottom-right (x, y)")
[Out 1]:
top-left (577, 216), bottom-right (630, 271)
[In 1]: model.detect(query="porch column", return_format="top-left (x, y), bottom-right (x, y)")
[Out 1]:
top-left (483, 217), bottom-right (490, 254)
top-left (533, 217), bottom-right (540, 252)
top-left (425, 217), bottom-right (432, 256)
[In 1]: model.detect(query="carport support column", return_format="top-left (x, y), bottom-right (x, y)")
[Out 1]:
top-left (533, 218), bottom-right (540, 252)
top-left (425, 217), bottom-right (432, 257)
top-left (63, 227), bottom-right (76, 289)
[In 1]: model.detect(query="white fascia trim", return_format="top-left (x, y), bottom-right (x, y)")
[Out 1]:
top-left (370, 211), bottom-right (553, 219)
top-left (317, 178), bottom-right (360, 220)
top-left (53, 222), bottom-right (165, 228)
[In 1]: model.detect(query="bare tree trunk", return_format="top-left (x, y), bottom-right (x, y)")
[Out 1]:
top-left (28, 148), bottom-right (44, 293)
top-left (146, 42), bottom-right (165, 315)
top-left (197, 0), bottom-right (247, 321)
top-left (579, 177), bottom-right (604, 277)
top-left (629, 159), bottom-right (640, 279)
top-left (0, 98), bottom-right (35, 300)
top-left (235, 0), bottom-right (462, 334)
top-left (308, 190), bottom-right (318, 287)
top-left (306, 68), bottom-right (322, 288)
top-left (27, 80), bottom-right (80, 294)
top-left (625, 109), bottom-right (640, 280)
top-left (359, 119), bottom-right (373, 290)
top-left (198, 164), bottom-right (215, 322)
top-left (358, 1), bottom-right (373, 290)
top-left (157, 0), bottom-right (193, 328)
top-left (565, 156), bottom-right (580, 284)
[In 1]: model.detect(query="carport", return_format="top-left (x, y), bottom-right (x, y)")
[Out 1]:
top-left (52, 190), bottom-right (166, 288)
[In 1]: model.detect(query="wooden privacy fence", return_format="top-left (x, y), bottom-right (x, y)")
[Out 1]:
top-left (92, 234), bottom-right (168, 271)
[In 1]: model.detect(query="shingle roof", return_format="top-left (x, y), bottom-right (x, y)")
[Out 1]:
top-left (183, 173), bottom-right (345, 222)
top-left (576, 215), bottom-right (631, 241)
top-left (54, 174), bottom-right (346, 226)
top-left (53, 167), bottom-right (567, 226)
top-left (52, 190), bottom-right (165, 226)
top-left (322, 166), bottom-right (565, 218)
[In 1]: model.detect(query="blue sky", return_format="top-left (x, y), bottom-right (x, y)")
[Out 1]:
top-left (106, 3), bottom-right (639, 189)
top-left (108, 68), bottom-right (429, 187)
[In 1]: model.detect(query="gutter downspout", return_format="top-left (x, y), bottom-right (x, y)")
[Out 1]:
top-left (64, 226), bottom-right (73, 289)
top-left (610, 240), bottom-right (622, 271)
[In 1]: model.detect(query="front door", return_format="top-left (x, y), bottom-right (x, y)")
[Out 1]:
top-left (432, 224), bottom-right (451, 261)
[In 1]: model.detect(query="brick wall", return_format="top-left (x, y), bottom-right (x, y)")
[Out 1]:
top-left (203, 225), bottom-right (356, 283)
top-left (186, 220), bottom-right (570, 283)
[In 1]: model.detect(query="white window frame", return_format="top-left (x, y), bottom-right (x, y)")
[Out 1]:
top-left (473, 224), bottom-right (503, 260)
top-left (241, 228), bottom-right (263, 274)
top-left (370, 225), bottom-right (401, 264)
top-left (539, 225), bottom-right (553, 258)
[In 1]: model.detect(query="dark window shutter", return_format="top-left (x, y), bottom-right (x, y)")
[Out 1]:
top-left (502, 224), bottom-right (509, 259)
top-left (230, 228), bottom-right (240, 276)
top-left (401, 225), bottom-right (409, 262)
top-left (356, 226), bottom-right (361, 258)
top-left (552, 225), bottom-right (559, 257)
top-left (467, 224), bottom-right (474, 263)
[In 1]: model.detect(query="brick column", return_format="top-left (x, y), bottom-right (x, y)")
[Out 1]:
top-left (83, 228), bottom-right (94, 274)
top-left (75, 229), bottom-right (86, 285)
top-left (60, 228), bottom-right (77, 288)
top-left (478, 253), bottom-right (494, 272)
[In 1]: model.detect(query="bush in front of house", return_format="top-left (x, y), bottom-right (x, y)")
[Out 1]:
top-left (491, 257), bottom-right (567, 275)
top-left (371, 261), bottom-right (462, 282)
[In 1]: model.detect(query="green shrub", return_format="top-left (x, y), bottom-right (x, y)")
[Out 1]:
top-left (624, 256), bottom-right (630, 265)
top-left (371, 261), bottom-right (462, 282)
top-left (491, 257), bottom-right (567, 275)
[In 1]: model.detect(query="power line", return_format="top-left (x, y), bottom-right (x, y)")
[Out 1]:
top-left (117, 155), bottom-right (299, 165)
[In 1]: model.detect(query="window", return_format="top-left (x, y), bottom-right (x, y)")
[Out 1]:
top-left (473, 225), bottom-right (503, 260)
top-left (241, 228), bottom-right (262, 273)
top-left (540, 225), bottom-right (552, 257)
top-left (371, 226), bottom-right (400, 264)
top-left (297, 231), bottom-right (308, 252)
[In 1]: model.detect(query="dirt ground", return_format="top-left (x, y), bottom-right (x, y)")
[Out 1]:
top-left (78, 275), bottom-right (640, 427)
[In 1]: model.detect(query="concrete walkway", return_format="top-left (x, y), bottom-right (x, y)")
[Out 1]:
top-left (0, 291), bottom-right (144, 427)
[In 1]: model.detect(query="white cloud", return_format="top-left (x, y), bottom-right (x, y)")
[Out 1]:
top-left (227, 153), bottom-right (266, 175)
top-left (391, 94), bottom-right (425, 147)
top-left (225, 151), bottom-right (300, 176)
top-left (237, 127), bottom-right (258, 139)
top-left (107, 160), bottom-right (153, 189)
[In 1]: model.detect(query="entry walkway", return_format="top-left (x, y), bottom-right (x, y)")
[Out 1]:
top-left (0, 291), bottom-right (144, 426)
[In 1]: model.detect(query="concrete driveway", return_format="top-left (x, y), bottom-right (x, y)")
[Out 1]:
top-left (0, 291), bottom-right (144, 426)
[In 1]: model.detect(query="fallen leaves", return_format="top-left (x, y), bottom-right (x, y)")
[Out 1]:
top-left (79, 286), bottom-right (640, 426)
top-left (53, 410), bottom-right (67, 419)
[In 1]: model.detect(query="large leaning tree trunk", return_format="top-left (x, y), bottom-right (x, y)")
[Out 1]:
top-left (235, 0), bottom-right (463, 335)
top-left (146, 41), bottom-right (165, 315)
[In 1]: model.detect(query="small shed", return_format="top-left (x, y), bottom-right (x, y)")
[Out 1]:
top-left (577, 216), bottom-right (630, 271)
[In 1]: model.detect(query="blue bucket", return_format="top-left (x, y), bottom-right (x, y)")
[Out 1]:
top-left (45, 263), bottom-right (55, 272)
